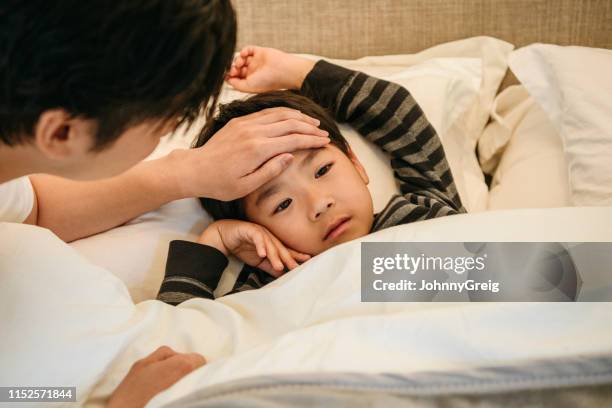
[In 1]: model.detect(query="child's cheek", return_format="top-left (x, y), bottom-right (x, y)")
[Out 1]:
top-left (272, 223), bottom-right (316, 255)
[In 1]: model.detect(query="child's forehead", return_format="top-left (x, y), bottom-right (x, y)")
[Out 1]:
top-left (292, 145), bottom-right (331, 158)
top-left (291, 143), bottom-right (345, 161)
top-left (285, 143), bottom-right (348, 170)
top-left (245, 145), bottom-right (343, 197)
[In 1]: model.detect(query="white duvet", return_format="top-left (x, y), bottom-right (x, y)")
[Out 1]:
top-left (1, 207), bottom-right (612, 407)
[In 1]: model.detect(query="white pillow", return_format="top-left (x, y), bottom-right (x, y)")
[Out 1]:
top-left (478, 85), bottom-right (534, 174)
top-left (508, 44), bottom-right (612, 206)
top-left (342, 57), bottom-right (483, 213)
top-left (70, 198), bottom-right (208, 303)
top-left (480, 86), bottom-right (571, 210)
top-left (71, 37), bottom-right (513, 302)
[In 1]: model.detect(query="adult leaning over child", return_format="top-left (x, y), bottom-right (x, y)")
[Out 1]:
top-left (0, 1), bottom-right (330, 407)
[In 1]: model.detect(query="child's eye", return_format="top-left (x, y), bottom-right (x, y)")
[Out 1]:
top-left (273, 198), bottom-right (292, 214)
top-left (315, 163), bottom-right (333, 178)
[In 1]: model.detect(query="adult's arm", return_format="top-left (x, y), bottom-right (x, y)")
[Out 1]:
top-left (29, 156), bottom-right (182, 242)
top-left (27, 107), bottom-right (329, 242)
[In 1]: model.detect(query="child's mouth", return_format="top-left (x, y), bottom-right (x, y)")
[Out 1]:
top-left (323, 216), bottom-right (352, 241)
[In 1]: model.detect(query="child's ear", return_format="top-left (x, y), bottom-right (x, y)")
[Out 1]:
top-left (347, 147), bottom-right (369, 185)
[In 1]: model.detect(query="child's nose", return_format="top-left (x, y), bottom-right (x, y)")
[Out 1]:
top-left (310, 196), bottom-right (335, 221)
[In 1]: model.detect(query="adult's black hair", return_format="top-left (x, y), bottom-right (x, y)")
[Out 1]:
top-left (195, 90), bottom-right (350, 221)
top-left (0, 0), bottom-right (236, 149)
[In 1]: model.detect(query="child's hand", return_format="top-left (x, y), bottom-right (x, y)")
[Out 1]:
top-left (226, 46), bottom-right (316, 93)
top-left (198, 220), bottom-right (311, 277)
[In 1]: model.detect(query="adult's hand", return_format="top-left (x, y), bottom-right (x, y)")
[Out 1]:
top-left (171, 107), bottom-right (330, 201)
top-left (107, 346), bottom-right (206, 408)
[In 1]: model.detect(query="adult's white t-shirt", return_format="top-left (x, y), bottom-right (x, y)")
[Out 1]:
top-left (0, 176), bottom-right (34, 223)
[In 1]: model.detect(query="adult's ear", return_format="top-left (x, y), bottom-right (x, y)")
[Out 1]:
top-left (347, 146), bottom-right (369, 185)
top-left (34, 109), bottom-right (96, 160)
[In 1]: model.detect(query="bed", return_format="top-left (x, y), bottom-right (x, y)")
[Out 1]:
top-left (2, 1), bottom-right (612, 407)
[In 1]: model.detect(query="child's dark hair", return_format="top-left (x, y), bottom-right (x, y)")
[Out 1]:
top-left (0, 0), bottom-right (236, 150)
top-left (195, 90), bottom-right (350, 221)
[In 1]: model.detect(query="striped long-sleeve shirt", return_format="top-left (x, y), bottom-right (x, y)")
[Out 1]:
top-left (157, 60), bottom-right (465, 306)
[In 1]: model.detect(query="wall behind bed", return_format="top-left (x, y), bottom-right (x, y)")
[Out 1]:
top-left (231, 0), bottom-right (612, 58)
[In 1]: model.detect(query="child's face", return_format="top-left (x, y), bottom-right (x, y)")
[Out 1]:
top-left (244, 145), bottom-right (374, 256)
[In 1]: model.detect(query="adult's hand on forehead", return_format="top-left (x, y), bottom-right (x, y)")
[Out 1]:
top-left (173, 107), bottom-right (329, 201)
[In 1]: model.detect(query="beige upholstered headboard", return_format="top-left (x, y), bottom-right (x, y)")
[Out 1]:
top-left (232, 0), bottom-right (612, 59)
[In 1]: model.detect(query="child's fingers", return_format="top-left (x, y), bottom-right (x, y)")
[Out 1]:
top-left (267, 233), bottom-right (298, 270)
top-left (226, 77), bottom-right (247, 91)
top-left (229, 54), bottom-right (249, 79)
top-left (240, 66), bottom-right (248, 78)
top-left (248, 230), bottom-right (267, 258)
top-left (256, 259), bottom-right (277, 277)
top-left (289, 249), bottom-right (311, 263)
top-left (228, 64), bottom-right (240, 77)
top-left (233, 55), bottom-right (246, 69)
top-left (240, 46), bottom-right (256, 58)
top-left (263, 234), bottom-right (284, 273)
top-left (274, 241), bottom-right (298, 271)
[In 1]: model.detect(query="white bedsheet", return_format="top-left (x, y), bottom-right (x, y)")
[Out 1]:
top-left (2, 207), bottom-right (611, 407)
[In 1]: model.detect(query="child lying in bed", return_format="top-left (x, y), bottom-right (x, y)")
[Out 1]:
top-left (158, 47), bottom-right (465, 305)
